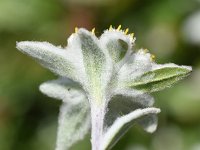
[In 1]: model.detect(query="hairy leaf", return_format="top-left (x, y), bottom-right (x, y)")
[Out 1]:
top-left (39, 78), bottom-right (90, 150)
top-left (78, 29), bottom-right (111, 103)
top-left (105, 39), bottom-right (128, 63)
top-left (56, 102), bottom-right (90, 150)
top-left (102, 94), bottom-right (158, 149)
top-left (16, 27), bottom-right (192, 150)
top-left (129, 66), bottom-right (192, 92)
top-left (104, 94), bottom-right (154, 128)
top-left (101, 108), bottom-right (160, 150)
top-left (16, 41), bottom-right (84, 83)
top-left (39, 78), bottom-right (85, 104)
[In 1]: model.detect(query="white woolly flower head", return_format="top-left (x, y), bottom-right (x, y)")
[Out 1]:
top-left (16, 25), bottom-right (192, 150)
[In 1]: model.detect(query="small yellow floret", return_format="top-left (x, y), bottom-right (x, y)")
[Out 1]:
top-left (151, 54), bottom-right (156, 61)
top-left (75, 27), bottom-right (78, 33)
top-left (130, 33), bottom-right (134, 38)
top-left (124, 28), bottom-right (129, 34)
top-left (117, 25), bottom-right (122, 31)
top-left (109, 25), bottom-right (113, 30)
top-left (144, 49), bottom-right (149, 53)
top-left (92, 28), bottom-right (95, 34)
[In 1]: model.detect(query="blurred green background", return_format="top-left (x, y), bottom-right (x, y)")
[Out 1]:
top-left (0, 0), bottom-right (200, 150)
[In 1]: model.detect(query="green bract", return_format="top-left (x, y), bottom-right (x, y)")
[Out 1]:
top-left (16, 26), bottom-right (192, 150)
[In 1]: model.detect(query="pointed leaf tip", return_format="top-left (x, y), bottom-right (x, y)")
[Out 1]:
top-left (16, 41), bottom-right (81, 82)
top-left (129, 66), bottom-right (192, 93)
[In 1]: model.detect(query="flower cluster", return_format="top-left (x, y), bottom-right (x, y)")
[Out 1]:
top-left (16, 25), bottom-right (192, 150)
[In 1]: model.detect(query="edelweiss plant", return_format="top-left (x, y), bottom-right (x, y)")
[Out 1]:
top-left (16, 25), bottom-right (192, 150)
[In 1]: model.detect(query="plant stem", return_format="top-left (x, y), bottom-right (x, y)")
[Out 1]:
top-left (91, 103), bottom-right (105, 150)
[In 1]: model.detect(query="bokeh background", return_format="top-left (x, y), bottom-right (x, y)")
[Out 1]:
top-left (0, 0), bottom-right (200, 150)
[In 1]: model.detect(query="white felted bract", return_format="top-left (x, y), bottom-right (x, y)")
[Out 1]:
top-left (16, 41), bottom-right (86, 85)
top-left (78, 29), bottom-right (113, 97)
top-left (117, 49), bottom-right (153, 86)
top-left (39, 78), bottom-right (90, 150)
top-left (100, 29), bottom-right (135, 50)
top-left (100, 29), bottom-right (135, 63)
top-left (39, 78), bottom-right (86, 104)
top-left (101, 108), bottom-right (160, 150)
top-left (16, 26), bottom-right (192, 150)
top-left (104, 93), bottom-right (158, 148)
top-left (128, 65), bottom-right (192, 93)
top-left (104, 94), bottom-right (155, 128)
top-left (56, 101), bottom-right (90, 150)
top-left (115, 49), bottom-right (192, 94)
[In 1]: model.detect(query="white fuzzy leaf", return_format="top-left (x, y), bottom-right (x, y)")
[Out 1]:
top-left (104, 94), bottom-right (154, 128)
top-left (39, 78), bottom-right (86, 105)
top-left (102, 94), bottom-right (158, 149)
top-left (39, 78), bottom-right (90, 150)
top-left (56, 101), bottom-right (90, 150)
top-left (77, 29), bottom-right (112, 102)
top-left (105, 39), bottom-right (128, 63)
top-left (117, 49), bottom-right (153, 85)
top-left (16, 41), bottom-right (85, 83)
top-left (128, 65), bottom-right (192, 93)
top-left (100, 30), bottom-right (132, 63)
top-left (116, 49), bottom-right (192, 93)
top-left (101, 107), bottom-right (160, 150)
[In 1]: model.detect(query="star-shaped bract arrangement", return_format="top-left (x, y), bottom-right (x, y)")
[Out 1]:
top-left (16, 25), bottom-right (192, 150)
